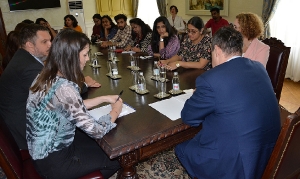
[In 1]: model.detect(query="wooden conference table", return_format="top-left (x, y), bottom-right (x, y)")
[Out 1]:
top-left (83, 45), bottom-right (204, 178)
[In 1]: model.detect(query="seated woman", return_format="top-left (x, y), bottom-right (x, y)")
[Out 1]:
top-left (26, 29), bottom-right (121, 179)
top-left (160, 16), bottom-right (212, 70)
top-left (2, 31), bottom-right (19, 70)
top-left (233, 12), bottom-right (269, 67)
top-left (63, 14), bottom-right (83, 33)
top-left (91, 14), bottom-right (102, 42)
top-left (35, 18), bottom-right (57, 40)
top-left (124, 18), bottom-right (152, 53)
top-left (147, 16), bottom-right (180, 59)
top-left (100, 15), bottom-right (118, 41)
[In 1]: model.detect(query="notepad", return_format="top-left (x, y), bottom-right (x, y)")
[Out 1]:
top-left (89, 103), bottom-right (136, 119)
top-left (121, 51), bottom-right (136, 54)
top-left (149, 91), bottom-right (193, 121)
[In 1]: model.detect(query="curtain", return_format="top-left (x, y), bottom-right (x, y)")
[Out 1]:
top-left (261, 0), bottom-right (280, 38)
top-left (95, 0), bottom-right (101, 14)
top-left (156, 0), bottom-right (167, 17)
top-left (132, 0), bottom-right (139, 17)
top-left (270, 0), bottom-right (300, 82)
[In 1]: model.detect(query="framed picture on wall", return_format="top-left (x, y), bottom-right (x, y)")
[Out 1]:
top-left (185, 0), bottom-right (229, 16)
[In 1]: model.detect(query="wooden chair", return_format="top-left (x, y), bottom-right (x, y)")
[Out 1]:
top-left (262, 107), bottom-right (300, 179)
top-left (262, 37), bottom-right (291, 101)
top-left (0, 117), bottom-right (104, 179)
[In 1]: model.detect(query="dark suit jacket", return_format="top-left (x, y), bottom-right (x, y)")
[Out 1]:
top-left (0, 49), bottom-right (43, 149)
top-left (176, 57), bottom-right (281, 179)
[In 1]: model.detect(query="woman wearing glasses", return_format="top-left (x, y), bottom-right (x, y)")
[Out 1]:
top-left (159, 16), bottom-right (212, 70)
top-left (147, 16), bottom-right (180, 59)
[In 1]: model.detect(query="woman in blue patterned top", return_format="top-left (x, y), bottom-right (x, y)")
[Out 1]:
top-left (100, 15), bottom-right (118, 41)
top-left (26, 29), bottom-right (122, 179)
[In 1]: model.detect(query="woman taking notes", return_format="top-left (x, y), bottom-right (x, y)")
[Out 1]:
top-left (26, 29), bottom-right (122, 178)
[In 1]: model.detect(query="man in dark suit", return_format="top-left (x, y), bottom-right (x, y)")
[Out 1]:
top-left (175, 27), bottom-right (281, 179)
top-left (0, 24), bottom-right (101, 150)
top-left (0, 24), bottom-right (51, 149)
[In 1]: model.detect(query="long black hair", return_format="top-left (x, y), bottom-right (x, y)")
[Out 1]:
top-left (151, 16), bottom-right (177, 53)
top-left (64, 14), bottom-right (78, 27)
top-left (31, 29), bottom-right (90, 93)
top-left (129, 18), bottom-right (152, 42)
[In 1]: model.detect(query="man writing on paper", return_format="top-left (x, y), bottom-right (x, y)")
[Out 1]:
top-left (175, 27), bottom-right (281, 179)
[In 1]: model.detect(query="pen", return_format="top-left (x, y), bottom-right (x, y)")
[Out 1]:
top-left (115, 90), bottom-right (123, 103)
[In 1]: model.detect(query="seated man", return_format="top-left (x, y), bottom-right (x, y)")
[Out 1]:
top-left (204, 7), bottom-right (229, 36)
top-left (175, 26), bottom-right (281, 179)
top-left (101, 14), bottom-right (132, 48)
top-left (0, 25), bottom-right (99, 150)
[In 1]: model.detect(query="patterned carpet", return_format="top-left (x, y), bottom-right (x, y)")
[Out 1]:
top-left (0, 148), bottom-right (191, 179)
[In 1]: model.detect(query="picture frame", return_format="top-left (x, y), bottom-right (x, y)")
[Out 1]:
top-left (185, 0), bottom-right (229, 16)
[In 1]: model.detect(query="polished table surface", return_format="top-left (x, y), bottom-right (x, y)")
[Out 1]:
top-left (83, 45), bottom-right (204, 178)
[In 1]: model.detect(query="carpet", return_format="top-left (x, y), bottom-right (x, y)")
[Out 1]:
top-left (0, 148), bottom-right (191, 179)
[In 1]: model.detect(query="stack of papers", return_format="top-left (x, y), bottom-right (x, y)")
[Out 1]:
top-left (89, 103), bottom-right (135, 119)
top-left (149, 90), bottom-right (193, 121)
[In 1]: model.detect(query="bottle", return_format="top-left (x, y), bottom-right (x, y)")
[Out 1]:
top-left (136, 72), bottom-right (146, 93)
top-left (172, 72), bottom-right (180, 91)
top-left (153, 61), bottom-right (159, 80)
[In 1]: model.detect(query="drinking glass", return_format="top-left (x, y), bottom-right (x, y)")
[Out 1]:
top-left (158, 77), bottom-right (167, 97)
top-left (107, 61), bottom-right (112, 76)
top-left (111, 61), bottom-right (118, 77)
top-left (159, 66), bottom-right (166, 80)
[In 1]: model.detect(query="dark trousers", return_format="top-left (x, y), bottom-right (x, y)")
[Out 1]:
top-left (33, 129), bottom-right (120, 179)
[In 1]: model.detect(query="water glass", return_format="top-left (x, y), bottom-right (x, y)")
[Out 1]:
top-left (107, 61), bottom-right (112, 76)
top-left (111, 61), bottom-right (118, 77)
top-left (130, 71), bottom-right (139, 90)
top-left (131, 56), bottom-right (139, 71)
top-left (158, 77), bottom-right (167, 97)
top-left (159, 66), bottom-right (166, 80)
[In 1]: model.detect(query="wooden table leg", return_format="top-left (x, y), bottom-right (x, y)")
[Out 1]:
top-left (117, 150), bottom-right (139, 179)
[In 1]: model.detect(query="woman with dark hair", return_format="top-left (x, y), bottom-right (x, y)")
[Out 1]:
top-left (167, 5), bottom-right (185, 31)
top-left (35, 17), bottom-right (57, 40)
top-left (160, 16), bottom-right (212, 70)
top-left (100, 15), bottom-right (118, 41)
top-left (26, 29), bottom-right (121, 179)
top-left (91, 14), bottom-right (102, 42)
top-left (124, 18), bottom-right (152, 53)
top-left (63, 14), bottom-right (83, 33)
top-left (147, 16), bottom-right (180, 59)
top-left (2, 31), bottom-right (20, 70)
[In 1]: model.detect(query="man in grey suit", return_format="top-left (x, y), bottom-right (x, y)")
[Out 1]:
top-left (0, 24), bottom-right (51, 149)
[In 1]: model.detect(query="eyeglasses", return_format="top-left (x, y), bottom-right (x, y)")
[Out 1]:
top-left (186, 29), bottom-right (199, 34)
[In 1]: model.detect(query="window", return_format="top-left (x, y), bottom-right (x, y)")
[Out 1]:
top-left (269, 0), bottom-right (300, 81)
top-left (137, 0), bottom-right (160, 29)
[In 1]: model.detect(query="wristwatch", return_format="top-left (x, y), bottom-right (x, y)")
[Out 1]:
top-left (160, 38), bottom-right (164, 42)
top-left (176, 63), bottom-right (180, 68)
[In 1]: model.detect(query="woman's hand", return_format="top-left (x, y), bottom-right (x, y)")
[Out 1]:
top-left (165, 61), bottom-right (179, 71)
top-left (124, 45), bottom-right (131, 51)
top-left (85, 76), bottom-right (101, 88)
top-left (157, 59), bottom-right (169, 66)
top-left (109, 98), bottom-right (123, 123)
top-left (160, 32), bottom-right (169, 39)
top-left (131, 47), bottom-right (141, 52)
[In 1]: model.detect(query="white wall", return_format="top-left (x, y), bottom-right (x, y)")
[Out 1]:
top-left (166, 0), bottom-right (264, 24)
top-left (0, 0), bottom-right (97, 36)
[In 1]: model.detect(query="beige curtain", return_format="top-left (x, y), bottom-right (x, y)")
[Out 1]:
top-left (156, 0), bottom-right (167, 17)
top-left (262, 0), bottom-right (280, 38)
top-left (95, 0), bottom-right (101, 14)
top-left (132, 0), bottom-right (139, 17)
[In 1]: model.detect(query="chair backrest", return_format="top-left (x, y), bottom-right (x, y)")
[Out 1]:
top-left (262, 37), bottom-right (291, 101)
top-left (0, 117), bottom-right (24, 179)
top-left (262, 107), bottom-right (300, 179)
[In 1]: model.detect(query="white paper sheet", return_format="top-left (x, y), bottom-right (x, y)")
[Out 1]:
top-left (121, 51), bottom-right (136, 54)
top-left (149, 91), bottom-right (193, 121)
top-left (89, 103), bottom-right (135, 119)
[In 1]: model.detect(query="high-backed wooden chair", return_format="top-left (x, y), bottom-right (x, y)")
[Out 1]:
top-left (262, 107), bottom-right (300, 179)
top-left (0, 117), bottom-right (104, 179)
top-left (262, 37), bottom-right (291, 101)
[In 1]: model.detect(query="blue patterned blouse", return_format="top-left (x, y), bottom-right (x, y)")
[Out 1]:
top-left (26, 76), bottom-right (116, 160)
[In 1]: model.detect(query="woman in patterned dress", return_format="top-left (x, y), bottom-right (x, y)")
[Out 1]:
top-left (159, 16), bottom-right (212, 70)
top-left (124, 18), bottom-right (152, 53)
